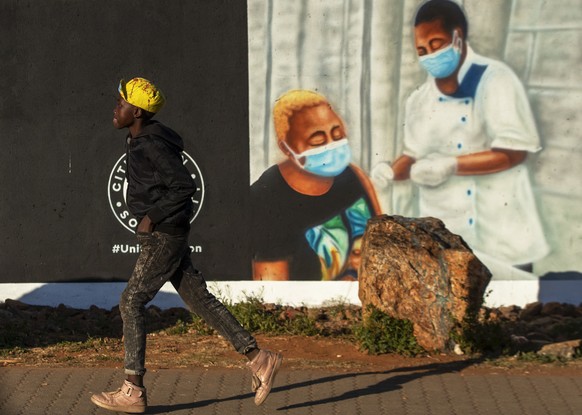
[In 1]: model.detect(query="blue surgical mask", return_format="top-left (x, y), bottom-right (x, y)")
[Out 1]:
top-left (283, 138), bottom-right (351, 177)
top-left (419, 30), bottom-right (462, 79)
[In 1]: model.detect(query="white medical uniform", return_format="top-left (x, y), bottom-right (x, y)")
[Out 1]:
top-left (403, 46), bottom-right (549, 266)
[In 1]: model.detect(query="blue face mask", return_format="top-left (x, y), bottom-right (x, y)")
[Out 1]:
top-left (283, 138), bottom-right (351, 177)
top-left (419, 30), bottom-right (462, 79)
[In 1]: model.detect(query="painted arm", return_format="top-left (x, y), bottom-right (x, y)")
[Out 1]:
top-left (456, 149), bottom-right (526, 175)
top-left (350, 164), bottom-right (383, 215)
top-left (392, 148), bottom-right (525, 181)
top-left (392, 155), bottom-right (415, 180)
top-left (252, 259), bottom-right (290, 281)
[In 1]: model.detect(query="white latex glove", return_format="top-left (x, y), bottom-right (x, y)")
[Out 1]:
top-left (410, 155), bottom-right (457, 187)
top-left (370, 162), bottom-right (395, 189)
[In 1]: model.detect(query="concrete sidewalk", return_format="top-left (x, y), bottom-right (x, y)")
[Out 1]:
top-left (0, 365), bottom-right (581, 415)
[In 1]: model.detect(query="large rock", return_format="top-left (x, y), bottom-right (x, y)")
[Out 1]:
top-left (358, 215), bottom-right (492, 352)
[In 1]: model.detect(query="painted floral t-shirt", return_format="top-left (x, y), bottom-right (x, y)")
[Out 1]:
top-left (251, 165), bottom-right (373, 280)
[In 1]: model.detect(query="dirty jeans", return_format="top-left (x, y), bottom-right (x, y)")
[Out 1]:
top-left (120, 231), bottom-right (257, 376)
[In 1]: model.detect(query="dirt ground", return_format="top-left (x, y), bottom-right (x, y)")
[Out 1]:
top-left (3, 331), bottom-right (581, 376)
top-left (1, 300), bottom-right (580, 376)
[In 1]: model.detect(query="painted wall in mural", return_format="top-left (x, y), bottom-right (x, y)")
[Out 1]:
top-left (248, 0), bottom-right (582, 282)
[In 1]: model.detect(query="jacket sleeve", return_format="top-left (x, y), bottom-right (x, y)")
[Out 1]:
top-left (142, 138), bottom-right (197, 224)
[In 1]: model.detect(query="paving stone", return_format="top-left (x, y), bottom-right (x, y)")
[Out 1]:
top-left (0, 367), bottom-right (581, 415)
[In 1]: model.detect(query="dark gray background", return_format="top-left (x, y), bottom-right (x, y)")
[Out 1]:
top-left (0, 0), bottom-right (251, 282)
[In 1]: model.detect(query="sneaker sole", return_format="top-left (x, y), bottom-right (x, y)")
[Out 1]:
top-left (255, 354), bottom-right (283, 406)
top-left (90, 395), bottom-right (146, 414)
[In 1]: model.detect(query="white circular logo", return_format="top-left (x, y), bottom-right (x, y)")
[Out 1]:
top-left (107, 152), bottom-right (205, 233)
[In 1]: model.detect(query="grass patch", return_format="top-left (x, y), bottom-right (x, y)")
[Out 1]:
top-left (354, 305), bottom-right (424, 356)
top-left (283, 313), bottom-right (319, 336)
top-left (189, 314), bottom-right (216, 336)
top-left (0, 346), bottom-right (30, 358)
top-left (451, 314), bottom-right (512, 356)
top-left (160, 294), bottom-right (335, 338)
top-left (53, 336), bottom-right (115, 352)
top-left (164, 319), bottom-right (191, 336)
top-left (227, 296), bottom-right (283, 334)
top-left (515, 352), bottom-right (569, 364)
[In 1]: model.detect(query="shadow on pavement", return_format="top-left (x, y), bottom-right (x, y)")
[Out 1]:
top-left (276, 358), bottom-right (483, 410)
top-left (145, 358), bottom-right (482, 414)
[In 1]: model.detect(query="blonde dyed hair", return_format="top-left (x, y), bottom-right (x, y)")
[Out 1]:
top-left (273, 90), bottom-right (329, 141)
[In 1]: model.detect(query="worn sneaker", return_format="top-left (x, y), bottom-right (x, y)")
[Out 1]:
top-left (90, 380), bottom-right (147, 413)
top-left (246, 349), bottom-right (283, 405)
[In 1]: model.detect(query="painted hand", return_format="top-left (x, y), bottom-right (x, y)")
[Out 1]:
top-left (370, 162), bottom-right (395, 189)
top-left (410, 155), bottom-right (457, 187)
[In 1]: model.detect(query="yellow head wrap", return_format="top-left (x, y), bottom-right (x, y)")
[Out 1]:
top-left (118, 77), bottom-right (166, 113)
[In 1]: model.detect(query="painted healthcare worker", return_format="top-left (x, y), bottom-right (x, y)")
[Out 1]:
top-left (251, 90), bottom-right (382, 281)
top-left (372, 0), bottom-right (549, 273)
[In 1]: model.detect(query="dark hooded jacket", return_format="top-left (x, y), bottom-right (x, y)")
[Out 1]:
top-left (125, 120), bottom-right (196, 234)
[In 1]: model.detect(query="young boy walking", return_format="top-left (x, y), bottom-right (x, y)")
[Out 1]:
top-left (91, 77), bottom-right (282, 413)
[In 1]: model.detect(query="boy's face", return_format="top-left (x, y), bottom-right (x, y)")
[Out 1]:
top-left (113, 96), bottom-right (136, 129)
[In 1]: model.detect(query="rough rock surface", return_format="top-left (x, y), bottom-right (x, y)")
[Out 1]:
top-left (358, 215), bottom-right (492, 351)
top-left (537, 340), bottom-right (582, 359)
top-left (494, 301), bottom-right (582, 357)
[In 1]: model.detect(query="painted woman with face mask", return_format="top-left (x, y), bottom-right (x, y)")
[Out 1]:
top-left (372, 0), bottom-right (549, 276)
top-left (251, 89), bottom-right (382, 281)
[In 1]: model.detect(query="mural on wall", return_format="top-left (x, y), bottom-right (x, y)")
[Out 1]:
top-left (248, 0), bottom-right (582, 281)
top-left (372, 0), bottom-right (550, 276)
top-left (250, 90), bottom-right (382, 281)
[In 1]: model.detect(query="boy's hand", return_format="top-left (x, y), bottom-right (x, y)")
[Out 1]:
top-left (137, 215), bottom-right (154, 233)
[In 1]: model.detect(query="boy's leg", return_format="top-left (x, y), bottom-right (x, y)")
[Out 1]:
top-left (120, 232), bottom-right (187, 376)
top-left (170, 253), bottom-right (257, 354)
top-left (171, 252), bottom-right (282, 405)
top-left (91, 231), bottom-right (186, 413)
